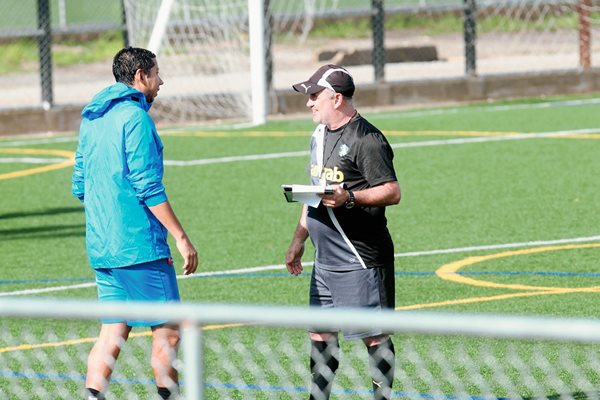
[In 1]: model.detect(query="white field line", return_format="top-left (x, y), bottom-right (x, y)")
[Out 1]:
top-left (0, 128), bottom-right (600, 167)
top-left (3, 234), bottom-right (600, 297)
top-left (389, 128), bottom-right (600, 149)
top-left (373, 97), bottom-right (600, 120)
top-left (7, 127), bottom-right (597, 166)
top-left (1, 96), bottom-right (600, 147)
top-left (394, 235), bottom-right (600, 258)
top-left (164, 150), bottom-right (309, 166)
top-left (0, 283), bottom-right (97, 297)
top-left (163, 128), bottom-right (600, 167)
top-left (0, 157), bottom-right (67, 164)
top-left (0, 136), bottom-right (78, 147)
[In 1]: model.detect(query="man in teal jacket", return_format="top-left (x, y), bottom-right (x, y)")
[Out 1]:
top-left (72, 47), bottom-right (198, 400)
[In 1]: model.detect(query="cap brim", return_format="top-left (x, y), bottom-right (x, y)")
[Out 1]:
top-left (292, 81), bottom-right (325, 95)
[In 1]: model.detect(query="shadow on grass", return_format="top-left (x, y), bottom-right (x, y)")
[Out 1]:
top-left (0, 223), bottom-right (85, 240)
top-left (523, 391), bottom-right (599, 400)
top-left (0, 206), bottom-right (83, 220)
top-left (0, 206), bottom-right (85, 240)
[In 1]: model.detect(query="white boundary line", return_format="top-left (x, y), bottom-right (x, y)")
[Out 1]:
top-left (163, 128), bottom-right (600, 167)
top-left (1, 95), bottom-right (599, 147)
top-left (164, 150), bottom-right (309, 166)
top-left (8, 127), bottom-right (599, 166)
top-left (0, 136), bottom-right (78, 147)
top-left (394, 235), bottom-right (600, 258)
top-left (0, 157), bottom-right (68, 164)
top-left (390, 128), bottom-right (600, 149)
top-left (3, 234), bottom-right (599, 297)
top-left (372, 97), bottom-right (600, 120)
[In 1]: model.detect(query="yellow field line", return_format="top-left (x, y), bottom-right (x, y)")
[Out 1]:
top-left (0, 148), bottom-right (74, 158)
top-left (396, 290), bottom-right (567, 311)
top-left (164, 130), bottom-right (600, 139)
top-left (0, 323), bottom-right (243, 353)
top-left (435, 243), bottom-right (600, 291)
top-left (5, 244), bottom-right (600, 352)
top-left (398, 243), bottom-right (600, 311)
top-left (0, 130), bottom-right (594, 180)
top-left (0, 148), bottom-right (74, 180)
top-left (164, 130), bottom-right (522, 138)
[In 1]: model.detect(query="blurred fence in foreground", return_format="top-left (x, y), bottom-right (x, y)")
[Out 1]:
top-left (3, 297), bottom-right (600, 399)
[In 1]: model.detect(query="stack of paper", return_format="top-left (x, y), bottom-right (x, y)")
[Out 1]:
top-left (281, 184), bottom-right (333, 207)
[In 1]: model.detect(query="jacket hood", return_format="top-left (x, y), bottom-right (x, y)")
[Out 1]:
top-left (81, 82), bottom-right (151, 120)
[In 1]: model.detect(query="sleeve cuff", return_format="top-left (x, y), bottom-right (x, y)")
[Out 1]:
top-left (144, 192), bottom-right (168, 207)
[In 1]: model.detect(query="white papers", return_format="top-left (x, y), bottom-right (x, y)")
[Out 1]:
top-left (282, 184), bottom-right (333, 208)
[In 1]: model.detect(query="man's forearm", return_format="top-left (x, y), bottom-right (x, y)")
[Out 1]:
top-left (293, 204), bottom-right (310, 243)
top-left (148, 201), bottom-right (188, 240)
top-left (353, 181), bottom-right (401, 207)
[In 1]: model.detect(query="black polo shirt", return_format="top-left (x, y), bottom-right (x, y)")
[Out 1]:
top-left (306, 114), bottom-right (397, 271)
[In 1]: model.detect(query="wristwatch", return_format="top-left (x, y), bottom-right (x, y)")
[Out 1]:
top-left (345, 190), bottom-right (356, 209)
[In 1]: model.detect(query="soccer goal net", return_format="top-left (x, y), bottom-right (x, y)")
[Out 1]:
top-left (123, 0), bottom-right (256, 125)
top-left (122, 0), bottom-right (338, 126)
top-left (3, 297), bottom-right (600, 399)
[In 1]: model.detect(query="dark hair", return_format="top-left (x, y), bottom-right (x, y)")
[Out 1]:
top-left (112, 47), bottom-right (156, 85)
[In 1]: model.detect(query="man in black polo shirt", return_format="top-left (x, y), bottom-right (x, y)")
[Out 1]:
top-left (285, 64), bottom-right (401, 400)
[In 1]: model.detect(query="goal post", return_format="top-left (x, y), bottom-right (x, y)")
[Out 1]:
top-left (248, 0), bottom-right (268, 125)
top-left (147, 0), bottom-right (175, 55)
top-left (124, 0), bottom-right (270, 126)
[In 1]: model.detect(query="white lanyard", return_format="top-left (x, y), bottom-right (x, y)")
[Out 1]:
top-left (312, 125), bottom-right (367, 269)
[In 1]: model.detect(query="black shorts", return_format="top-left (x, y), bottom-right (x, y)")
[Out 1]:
top-left (309, 263), bottom-right (395, 340)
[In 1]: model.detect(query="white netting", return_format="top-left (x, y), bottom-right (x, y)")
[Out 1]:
top-left (124, 0), bottom-right (254, 123)
top-left (5, 320), bottom-right (600, 399)
top-left (122, 0), bottom-right (342, 124)
top-left (472, 0), bottom-right (598, 74)
top-left (4, 301), bottom-right (600, 399)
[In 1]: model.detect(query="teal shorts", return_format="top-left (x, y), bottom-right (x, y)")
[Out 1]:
top-left (94, 258), bottom-right (180, 327)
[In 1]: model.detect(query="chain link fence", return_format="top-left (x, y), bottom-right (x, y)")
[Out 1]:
top-left (3, 298), bottom-right (600, 399)
top-left (1, 0), bottom-right (599, 124)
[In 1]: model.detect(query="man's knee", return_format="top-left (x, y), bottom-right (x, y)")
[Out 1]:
top-left (152, 324), bottom-right (181, 348)
top-left (363, 334), bottom-right (389, 347)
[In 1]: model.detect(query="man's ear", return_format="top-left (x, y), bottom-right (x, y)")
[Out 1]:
top-left (132, 68), bottom-right (147, 93)
top-left (134, 68), bottom-right (146, 85)
top-left (333, 93), bottom-right (344, 109)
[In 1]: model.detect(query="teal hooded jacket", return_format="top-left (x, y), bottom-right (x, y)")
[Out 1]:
top-left (72, 82), bottom-right (171, 268)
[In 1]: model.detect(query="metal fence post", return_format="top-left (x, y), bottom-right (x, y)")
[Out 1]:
top-left (463, 0), bottom-right (477, 76)
top-left (578, 0), bottom-right (592, 69)
top-left (371, 0), bottom-right (385, 82)
top-left (264, 0), bottom-right (273, 93)
top-left (182, 322), bottom-right (203, 399)
top-left (121, 0), bottom-right (130, 48)
top-left (37, 0), bottom-right (53, 109)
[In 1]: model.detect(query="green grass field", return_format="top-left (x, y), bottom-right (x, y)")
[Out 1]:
top-left (2, 95), bottom-right (600, 399)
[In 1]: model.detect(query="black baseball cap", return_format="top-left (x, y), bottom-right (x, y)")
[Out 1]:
top-left (292, 64), bottom-right (355, 98)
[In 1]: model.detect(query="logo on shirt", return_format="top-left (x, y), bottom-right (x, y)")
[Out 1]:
top-left (311, 164), bottom-right (345, 182)
top-left (338, 144), bottom-right (349, 157)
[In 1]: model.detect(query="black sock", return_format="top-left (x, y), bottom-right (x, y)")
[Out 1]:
top-left (309, 338), bottom-right (340, 400)
top-left (367, 339), bottom-right (395, 400)
top-left (157, 386), bottom-right (176, 399)
top-left (84, 388), bottom-right (104, 400)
